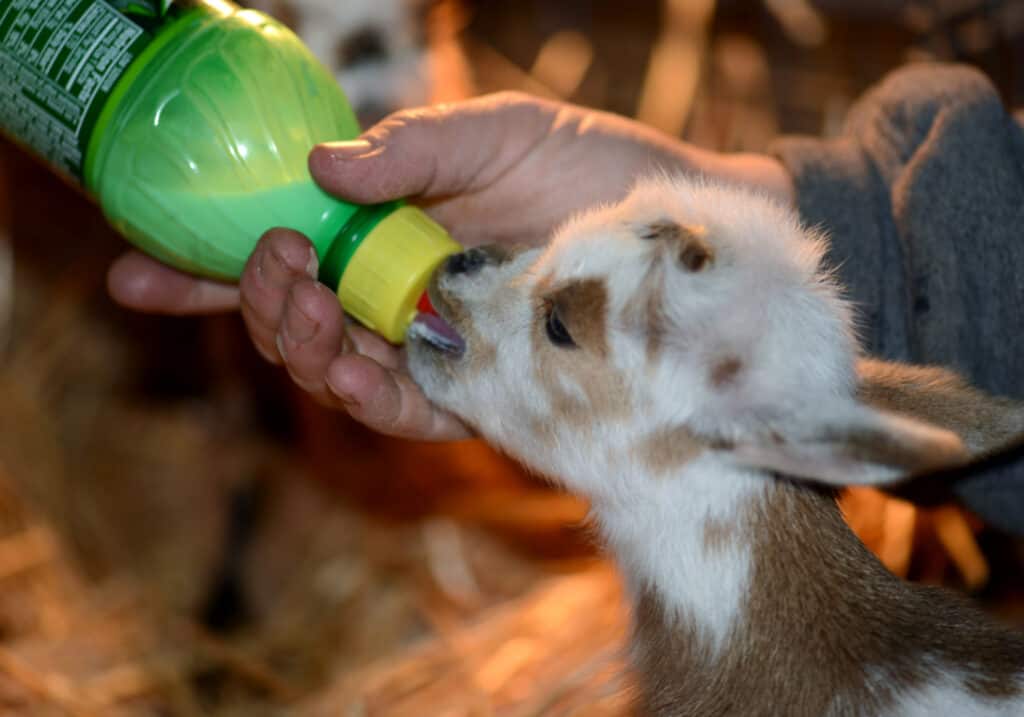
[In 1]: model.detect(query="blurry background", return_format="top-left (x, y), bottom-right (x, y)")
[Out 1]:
top-left (1, 0), bottom-right (1024, 714)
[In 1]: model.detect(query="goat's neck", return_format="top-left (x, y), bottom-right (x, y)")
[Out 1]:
top-left (591, 457), bottom-right (1024, 716)
top-left (593, 457), bottom-right (768, 652)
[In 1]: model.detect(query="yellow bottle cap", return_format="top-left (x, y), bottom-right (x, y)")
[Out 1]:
top-left (335, 205), bottom-right (461, 343)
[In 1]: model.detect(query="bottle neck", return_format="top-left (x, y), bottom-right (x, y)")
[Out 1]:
top-left (319, 202), bottom-right (461, 343)
top-left (319, 201), bottom-right (402, 290)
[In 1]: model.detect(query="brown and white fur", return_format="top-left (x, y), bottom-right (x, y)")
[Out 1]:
top-left (406, 176), bottom-right (1024, 716)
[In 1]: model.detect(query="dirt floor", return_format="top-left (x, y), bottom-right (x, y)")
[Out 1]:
top-left (1, 1), bottom-right (1023, 714)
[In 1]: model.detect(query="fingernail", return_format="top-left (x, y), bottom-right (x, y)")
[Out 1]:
top-left (327, 381), bottom-right (358, 409)
top-left (319, 139), bottom-right (373, 159)
top-left (327, 360), bottom-right (364, 405)
top-left (259, 244), bottom-right (298, 288)
top-left (256, 339), bottom-right (284, 366)
top-left (337, 392), bottom-right (359, 410)
top-left (283, 301), bottom-right (320, 344)
top-left (339, 322), bottom-right (355, 353)
top-left (305, 247), bottom-right (319, 279)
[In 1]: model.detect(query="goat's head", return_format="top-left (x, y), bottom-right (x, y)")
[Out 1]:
top-left (407, 176), bottom-right (968, 502)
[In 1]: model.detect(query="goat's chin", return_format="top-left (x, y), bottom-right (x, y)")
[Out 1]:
top-left (408, 343), bottom-right (487, 433)
top-left (406, 345), bottom-right (453, 402)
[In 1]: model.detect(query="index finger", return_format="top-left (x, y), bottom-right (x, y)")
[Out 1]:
top-left (325, 352), bottom-right (472, 441)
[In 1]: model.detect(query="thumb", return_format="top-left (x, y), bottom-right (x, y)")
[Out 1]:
top-left (308, 93), bottom-right (552, 204)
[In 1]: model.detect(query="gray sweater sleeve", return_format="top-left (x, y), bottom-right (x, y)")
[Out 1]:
top-left (771, 62), bottom-right (1024, 534)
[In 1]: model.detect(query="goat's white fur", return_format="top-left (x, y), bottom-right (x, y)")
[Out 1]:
top-left (597, 457), bottom-right (762, 653)
top-left (407, 175), bottom-right (1024, 715)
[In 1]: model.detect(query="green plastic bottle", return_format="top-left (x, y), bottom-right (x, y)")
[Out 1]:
top-left (0, 0), bottom-right (459, 343)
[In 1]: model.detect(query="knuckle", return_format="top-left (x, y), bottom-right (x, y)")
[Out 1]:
top-left (239, 293), bottom-right (278, 332)
top-left (287, 279), bottom-right (325, 316)
top-left (362, 113), bottom-right (410, 143)
top-left (264, 229), bottom-right (311, 261)
top-left (366, 103), bottom-right (445, 141)
top-left (488, 89), bottom-right (531, 106)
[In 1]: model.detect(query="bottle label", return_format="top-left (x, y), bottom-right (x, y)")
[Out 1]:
top-left (0, 1), bottom-right (200, 180)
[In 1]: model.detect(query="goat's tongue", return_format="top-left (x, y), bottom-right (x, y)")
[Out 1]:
top-left (410, 311), bottom-right (466, 355)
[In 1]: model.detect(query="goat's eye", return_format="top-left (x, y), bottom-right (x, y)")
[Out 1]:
top-left (545, 305), bottom-right (576, 348)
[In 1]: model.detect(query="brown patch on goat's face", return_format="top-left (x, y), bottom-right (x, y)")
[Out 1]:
top-left (639, 220), bottom-right (683, 241)
top-left (634, 426), bottom-right (703, 476)
top-left (637, 220), bottom-right (714, 273)
top-left (641, 277), bottom-right (668, 363)
top-left (678, 228), bottom-right (713, 273)
top-left (857, 358), bottom-right (1024, 458)
top-left (622, 222), bottom-right (717, 364)
top-left (545, 278), bottom-right (611, 357)
top-left (710, 357), bottom-right (742, 388)
top-left (530, 275), bottom-right (630, 426)
top-left (621, 263), bottom-right (668, 364)
top-left (630, 480), bottom-right (1024, 716)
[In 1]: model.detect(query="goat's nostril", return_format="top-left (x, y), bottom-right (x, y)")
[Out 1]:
top-left (445, 248), bottom-right (488, 276)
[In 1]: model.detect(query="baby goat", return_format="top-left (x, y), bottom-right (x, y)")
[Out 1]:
top-left (407, 176), bottom-right (1024, 716)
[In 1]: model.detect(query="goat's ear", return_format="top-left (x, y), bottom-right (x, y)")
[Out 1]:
top-left (857, 358), bottom-right (1024, 458)
top-left (730, 402), bottom-right (969, 487)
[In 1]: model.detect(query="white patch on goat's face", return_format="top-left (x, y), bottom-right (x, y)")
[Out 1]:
top-left (409, 176), bottom-right (858, 501)
top-left (406, 175), bottom-right (860, 647)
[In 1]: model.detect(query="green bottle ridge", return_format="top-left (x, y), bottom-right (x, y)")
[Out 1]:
top-left (0, 0), bottom-right (459, 342)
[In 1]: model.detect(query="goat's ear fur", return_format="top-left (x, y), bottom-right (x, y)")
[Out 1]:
top-left (856, 358), bottom-right (1024, 459)
top-left (731, 403), bottom-right (970, 487)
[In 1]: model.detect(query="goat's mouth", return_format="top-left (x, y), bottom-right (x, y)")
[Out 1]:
top-left (407, 287), bottom-right (466, 357)
top-left (409, 312), bottom-right (465, 356)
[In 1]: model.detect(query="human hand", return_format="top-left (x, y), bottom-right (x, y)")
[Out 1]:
top-left (107, 92), bottom-right (794, 440)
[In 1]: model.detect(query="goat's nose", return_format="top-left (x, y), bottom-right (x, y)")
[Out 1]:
top-left (444, 248), bottom-right (488, 276)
